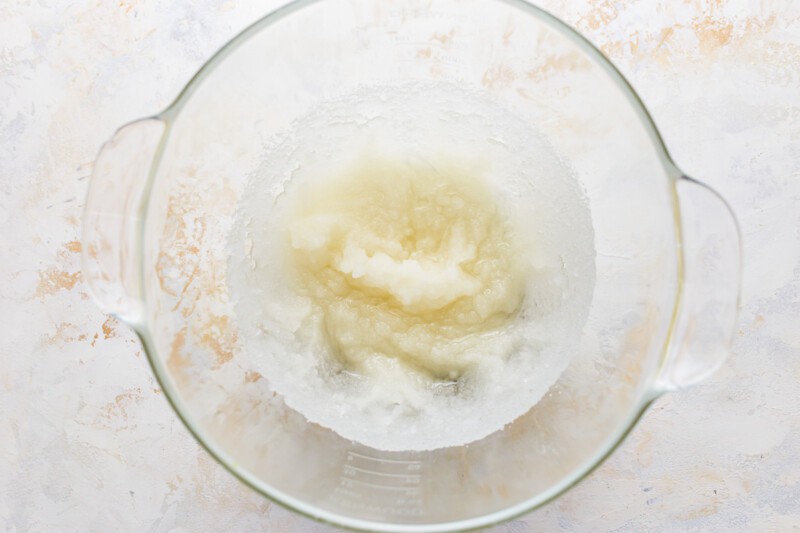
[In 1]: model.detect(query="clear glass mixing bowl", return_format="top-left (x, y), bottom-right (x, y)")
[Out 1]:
top-left (82, 0), bottom-right (742, 530)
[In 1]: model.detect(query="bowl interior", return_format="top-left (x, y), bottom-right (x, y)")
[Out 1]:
top-left (138, 0), bottom-right (680, 529)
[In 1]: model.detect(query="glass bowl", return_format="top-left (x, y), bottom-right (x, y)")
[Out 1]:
top-left (82, 0), bottom-right (742, 530)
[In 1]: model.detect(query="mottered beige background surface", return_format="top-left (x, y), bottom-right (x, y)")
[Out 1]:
top-left (1, 1), bottom-right (799, 531)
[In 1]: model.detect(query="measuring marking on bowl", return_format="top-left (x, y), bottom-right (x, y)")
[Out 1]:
top-left (329, 451), bottom-right (425, 518)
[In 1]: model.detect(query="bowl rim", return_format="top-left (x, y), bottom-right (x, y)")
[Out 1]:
top-left (135, 0), bottom-right (685, 531)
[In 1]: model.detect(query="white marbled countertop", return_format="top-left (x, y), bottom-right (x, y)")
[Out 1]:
top-left (1, 0), bottom-right (799, 531)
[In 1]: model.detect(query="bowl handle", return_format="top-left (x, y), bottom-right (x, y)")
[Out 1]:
top-left (657, 176), bottom-right (742, 390)
top-left (81, 118), bottom-right (166, 323)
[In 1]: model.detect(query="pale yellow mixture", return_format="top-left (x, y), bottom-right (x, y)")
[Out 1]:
top-left (230, 82), bottom-right (595, 450)
top-left (288, 156), bottom-right (528, 381)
